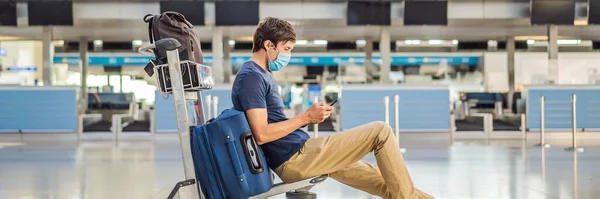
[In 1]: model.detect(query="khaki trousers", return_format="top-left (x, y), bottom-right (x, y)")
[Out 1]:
top-left (273, 121), bottom-right (434, 199)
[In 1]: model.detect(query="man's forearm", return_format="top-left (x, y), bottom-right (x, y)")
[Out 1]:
top-left (258, 114), bottom-right (309, 144)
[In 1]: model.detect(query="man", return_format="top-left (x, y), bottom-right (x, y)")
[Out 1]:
top-left (231, 17), bottom-right (433, 199)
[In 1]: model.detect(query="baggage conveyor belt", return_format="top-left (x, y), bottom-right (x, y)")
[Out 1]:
top-left (83, 121), bottom-right (150, 133)
top-left (83, 121), bottom-right (112, 132)
top-left (455, 118), bottom-right (521, 131)
top-left (123, 121), bottom-right (150, 132)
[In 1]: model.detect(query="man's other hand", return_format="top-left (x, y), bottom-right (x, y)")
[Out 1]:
top-left (302, 102), bottom-right (334, 124)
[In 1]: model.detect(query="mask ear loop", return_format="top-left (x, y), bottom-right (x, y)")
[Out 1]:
top-left (266, 42), bottom-right (279, 62)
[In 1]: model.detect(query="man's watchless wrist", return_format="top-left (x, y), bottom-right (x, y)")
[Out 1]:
top-left (300, 112), bottom-right (311, 126)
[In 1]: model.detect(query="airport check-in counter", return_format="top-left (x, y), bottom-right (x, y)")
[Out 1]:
top-left (154, 84), bottom-right (233, 133)
top-left (87, 93), bottom-right (136, 121)
top-left (340, 85), bottom-right (450, 132)
top-left (456, 92), bottom-right (505, 119)
top-left (0, 86), bottom-right (78, 133)
top-left (525, 85), bottom-right (600, 132)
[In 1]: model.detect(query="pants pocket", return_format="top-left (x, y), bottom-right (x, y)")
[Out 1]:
top-left (299, 138), bottom-right (325, 155)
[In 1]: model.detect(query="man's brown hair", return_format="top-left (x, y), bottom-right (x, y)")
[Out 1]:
top-left (252, 17), bottom-right (296, 53)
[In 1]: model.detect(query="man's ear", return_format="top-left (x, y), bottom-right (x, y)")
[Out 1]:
top-left (263, 40), bottom-right (273, 50)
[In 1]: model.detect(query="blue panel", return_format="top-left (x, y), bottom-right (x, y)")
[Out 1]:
top-left (154, 91), bottom-right (178, 132)
top-left (54, 55), bottom-right (480, 66)
top-left (341, 88), bottom-right (449, 131)
top-left (201, 89), bottom-right (234, 118)
top-left (154, 89), bottom-right (234, 132)
top-left (527, 89), bottom-right (600, 130)
top-left (0, 89), bottom-right (77, 132)
top-left (397, 90), bottom-right (449, 130)
top-left (341, 90), bottom-right (395, 130)
top-left (6, 67), bottom-right (37, 71)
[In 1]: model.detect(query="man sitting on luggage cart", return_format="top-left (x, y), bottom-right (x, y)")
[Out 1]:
top-left (231, 17), bottom-right (434, 199)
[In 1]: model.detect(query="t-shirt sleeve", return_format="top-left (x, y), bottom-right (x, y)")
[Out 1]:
top-left (236, 72), bottom-right (268, 111)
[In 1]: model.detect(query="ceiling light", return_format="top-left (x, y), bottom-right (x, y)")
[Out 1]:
top-left (515, 36), bottom-right (548, 41)
top-left (239, 36), bottom-right (254, 42)
top-left (355, 40), bottom-right (366, 45)
top-left (53, 40), bottom-right (65, 46)
top-left (0, 36), bottom-right (22, 40)
top-left (313, 40), bottom-right (328, 45)
top-left (404, 40), bottom-right (421, 45)
top-left (574, 19), bottom-right (588, 26)
top-left (228, 40), bottom-right (236, 45)
top-left (557, 40), bottom-right (581, 45)
top-left (93, 40), bottom-right (103, 46)
top-left (295, 40), bottom-right (308, 45)
top-left (428, 40), bottom-right (443, 45)
top-left (132, 40), bottom-right (143, 46)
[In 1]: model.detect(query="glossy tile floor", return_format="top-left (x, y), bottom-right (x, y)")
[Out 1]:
top-left (0, 133), bottom-right (598, 199)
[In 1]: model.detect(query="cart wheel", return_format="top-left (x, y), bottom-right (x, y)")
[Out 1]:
top-left (286, 191), bottom-right (317, 199)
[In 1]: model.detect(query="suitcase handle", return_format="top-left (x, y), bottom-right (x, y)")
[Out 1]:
top-left (225, 129), bottom-right (251, 194)
top-left (241, 132), bottom-right (265, 174)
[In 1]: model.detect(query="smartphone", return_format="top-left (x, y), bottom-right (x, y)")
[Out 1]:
top-left (329, 99), bottom-right (338, 106)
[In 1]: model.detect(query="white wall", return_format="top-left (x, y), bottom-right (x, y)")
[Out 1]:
top-left (483, 52), bottom-right (600, 92)
top-left (0, 41), bottom-right (43, 85)
top-left (514, 52), bottom-right (547, 85)
top-left (556, 53), bottom-right (600, 84)
top-left (483, 52), bottom-right (509, 92)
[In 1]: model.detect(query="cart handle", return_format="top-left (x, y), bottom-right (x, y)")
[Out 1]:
top-left (138, 43), bottom-right (156, 56)
top-left (139, 38), bottom-right (181, 56)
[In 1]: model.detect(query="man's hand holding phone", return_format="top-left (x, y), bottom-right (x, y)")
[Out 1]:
top-left (302, 101), bottom-right (335, 124)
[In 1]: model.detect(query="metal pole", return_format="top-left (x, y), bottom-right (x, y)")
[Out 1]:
top-left (112, 115), bottom-right (118, 141)
top-left (485, 114), bottom-right (492, 140)
top-left (196, 92), bottom-right (208, 125)
top-left (213, 96), bottom-right (219, 118)
top-left (163, 39), bottom-right (202, 199)
top-left (206, 95), bottom-right (212, 119)
top-left (521, 113), bottom-right (527, 140)
top-left (80, 37), bottom-right (89, 114)
top-left (541, 146), bottom-right (546, 183)
top-left (495, 101), bottom-right (503, 118)
top-left (535, 96), bottom-right (550, 147)
top-left (77, 115), bottom-right (83, 140)
top-left (384, 96), bottom-right (390, 125)
top-left (572, 94), bottom-right (577, 148)
top-left (393, 95), bottom-right (399, 139)
top-left (336, 98), bottom-right (342, 133)
top-left (393, 94), bottom-right (407, 153)
top-left (540, 96), bottom-right (545, 144)
top-left (572, 150), bottom-right (579, 199)
top-left (313, 96), bottom-right (319, 138)
top-left (449, 114), bottom-right (455, 141)
top-left (565, 94), bottom-right (584, 152)
top-left (150, 111), bottom-right (156, 136)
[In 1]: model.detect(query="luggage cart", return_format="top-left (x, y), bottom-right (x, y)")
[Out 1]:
top-left (140, 38), bottom-right (327, 199)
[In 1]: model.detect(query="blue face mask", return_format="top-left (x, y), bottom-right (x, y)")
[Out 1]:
top-left (267, 47), bottom-right (291, 71)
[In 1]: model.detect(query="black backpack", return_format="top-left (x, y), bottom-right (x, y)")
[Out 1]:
top-left (143, 11), bottom-right (203, 77)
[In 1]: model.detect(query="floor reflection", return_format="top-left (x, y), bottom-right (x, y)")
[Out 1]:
top-left (0, 134), bottom-right (598, 199)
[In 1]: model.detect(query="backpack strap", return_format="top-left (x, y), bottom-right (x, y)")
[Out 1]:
top-left (152, 14), bottom-right (161, 41)
top-left (163, 11), bottom-right (193, 28)
top-left (143, 14), bottom-right (155, 44)
top-left (143, 14), bottom-right (162, 60)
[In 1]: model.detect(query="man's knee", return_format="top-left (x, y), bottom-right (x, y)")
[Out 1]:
top-left (367, 121), bottom-right (394, 140)
top-left (371, 121), bottom-right (393, 135)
